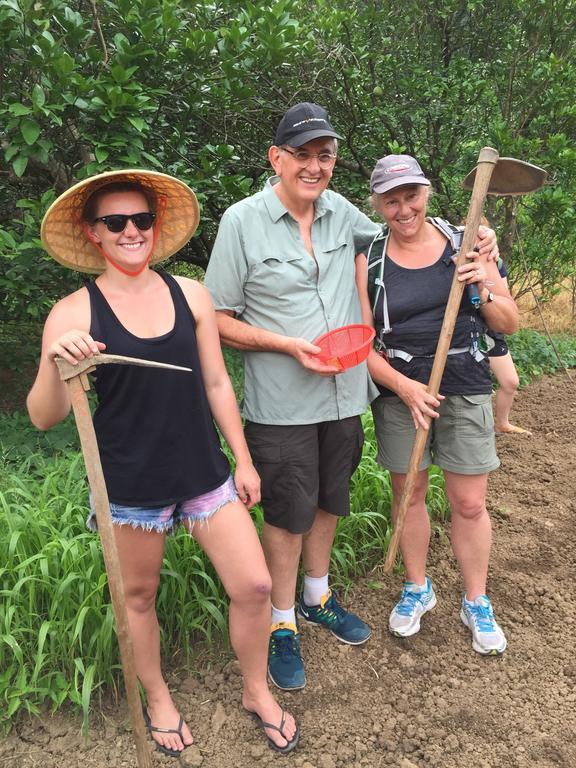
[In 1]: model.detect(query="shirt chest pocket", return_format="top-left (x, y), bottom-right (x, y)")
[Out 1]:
top-left (317, 234), bottom-right (355, 293)
top-left (248, 250), bottom-right (315, 296)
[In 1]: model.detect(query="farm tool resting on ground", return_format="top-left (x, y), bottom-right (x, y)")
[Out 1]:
top-left (55, 352), bottom-right (191, 768)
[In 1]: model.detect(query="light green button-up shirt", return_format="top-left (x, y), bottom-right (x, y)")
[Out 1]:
top-left (204, 177), bottom-right (380, 425)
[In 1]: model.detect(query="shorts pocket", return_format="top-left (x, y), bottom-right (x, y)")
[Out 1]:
top-left (456, 394), bottom-right (493, 432)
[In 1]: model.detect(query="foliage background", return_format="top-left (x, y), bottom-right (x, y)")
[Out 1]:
top-left (1, 0), bottom-right (576, 729)
top-left (1, 0), bottom-right (575, 333)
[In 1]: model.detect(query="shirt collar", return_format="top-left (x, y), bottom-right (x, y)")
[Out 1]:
top-left (262, 176), bottom-right (335, 223)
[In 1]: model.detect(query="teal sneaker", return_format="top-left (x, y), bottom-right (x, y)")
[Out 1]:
top-left (460, 595), bottom-right (507, 655)
top-left (297, 590), bottom-right (371, 645)
top-left (389, 577), bottom-right (437, 637)
top-left (268, 622), bottom-right (306, 691)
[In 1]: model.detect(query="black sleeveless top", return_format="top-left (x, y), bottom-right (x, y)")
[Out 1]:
top-left (372, 244), bottom-right (492, 397)
top-left (88, 272), bottom-right (230, 506)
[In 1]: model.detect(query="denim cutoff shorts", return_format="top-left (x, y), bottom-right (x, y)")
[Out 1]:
top-left (87, 475), bottom-right (238, 534)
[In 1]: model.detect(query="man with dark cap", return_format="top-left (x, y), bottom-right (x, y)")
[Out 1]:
top-left (205, 103), bottom-right (497, 688)
top-left (204, 103), bottom-right (377, 690)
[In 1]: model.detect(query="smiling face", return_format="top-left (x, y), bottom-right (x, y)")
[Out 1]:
top-left (374, 184), bottom-right (430, 241)
top-left (87, 190), bottom-right (154, 274)
top-left (268, 137), bottom-right (337, 211)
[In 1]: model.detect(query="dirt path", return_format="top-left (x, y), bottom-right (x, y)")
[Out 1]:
top-left (3, 373), bottom-right (575, 768)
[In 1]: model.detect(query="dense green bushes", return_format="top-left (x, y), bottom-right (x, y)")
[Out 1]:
top-left (2, 0), bottom-right (576, 322)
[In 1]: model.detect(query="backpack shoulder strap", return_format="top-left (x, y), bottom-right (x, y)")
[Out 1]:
top-left (428, 216), bottom-right (464, 258)
top-left (365, 229), bottom-right (387, 316)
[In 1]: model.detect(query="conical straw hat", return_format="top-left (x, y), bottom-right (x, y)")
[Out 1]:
top-left (41, 169), bottom-right (199, 274)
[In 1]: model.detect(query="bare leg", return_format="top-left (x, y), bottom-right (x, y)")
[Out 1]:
top-left (490, 353), bottom-right (530, 433)
top-left (114, 525), bottom-right (193, 754)
top-left (444, 471), bottom-right (491, 599)
top-left (390, 470), bottom-right (431, 584)
top-left (262, 522), bottom-right (302, 609)
top-left (301, 507), bottom-right (338, 578)
top-left (191, 501), bottom-right (297, 749)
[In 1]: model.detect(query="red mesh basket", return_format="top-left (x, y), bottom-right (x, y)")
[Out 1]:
top-left (313, 324), bottom-right (376, 370)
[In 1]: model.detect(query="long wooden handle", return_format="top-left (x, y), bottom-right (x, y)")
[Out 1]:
top-left (384, 147), bottom-right (500, 573)
top-left (67, 375), bottom-right (152, 768)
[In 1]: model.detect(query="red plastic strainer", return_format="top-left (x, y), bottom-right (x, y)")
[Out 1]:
top-left (312, 324), bottom-right (375, 370)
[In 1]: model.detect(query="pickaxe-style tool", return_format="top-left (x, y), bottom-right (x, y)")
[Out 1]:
top-left (383, 147), bottom-right (547, 573)
top-left (55, 353), bottom-right (192, 768)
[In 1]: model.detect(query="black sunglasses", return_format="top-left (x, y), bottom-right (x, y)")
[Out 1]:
top-left (92, 212), bottom-right (156, 233)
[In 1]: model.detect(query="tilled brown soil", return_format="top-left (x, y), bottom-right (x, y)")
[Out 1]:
top-left (3, 373), bottom-right (576, 768)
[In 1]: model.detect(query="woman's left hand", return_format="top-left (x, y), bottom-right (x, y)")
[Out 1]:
top-left (234, 461), bottom-right (261, 509)
top-left (457, 251), bottom-right (488, 288)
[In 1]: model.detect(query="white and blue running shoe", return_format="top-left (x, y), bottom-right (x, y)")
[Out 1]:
top-left (460, 594), bottom-right (507, 655)
top-left (389, 577), bottom-right (437, 637)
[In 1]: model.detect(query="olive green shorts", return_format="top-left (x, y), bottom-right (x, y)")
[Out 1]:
top-left (371, 394), bottom-right (500, 475)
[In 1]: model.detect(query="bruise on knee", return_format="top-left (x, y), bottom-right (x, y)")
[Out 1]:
top-left (230, 576), bottom-right (272, 606)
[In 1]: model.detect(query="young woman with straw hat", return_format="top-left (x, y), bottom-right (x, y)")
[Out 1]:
top-left (27, 170), bottom-right (299, 757)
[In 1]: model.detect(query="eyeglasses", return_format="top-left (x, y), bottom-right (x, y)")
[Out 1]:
top-left (92, 212), bottom-right (156, 233)
top-left (281, 147), bottom-right (337, 168)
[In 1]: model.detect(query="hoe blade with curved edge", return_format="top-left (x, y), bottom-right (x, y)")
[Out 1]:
top-left (462, 157), bottom-right (548, 196)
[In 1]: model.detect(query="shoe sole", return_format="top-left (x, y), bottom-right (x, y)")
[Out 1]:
top-left (267, 668), bottom-right (306, 691)
top-left (460, 609), bottom-right (507, 655)
top-left (296, 611), bottom-right (372, 645)
top-left (389, 593), bottom-right (437, 638)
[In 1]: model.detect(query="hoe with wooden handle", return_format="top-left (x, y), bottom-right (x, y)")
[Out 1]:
top-left (55, 353), bottom-right (192, 767)
top-left (383, 147), bottom-right (547, 573)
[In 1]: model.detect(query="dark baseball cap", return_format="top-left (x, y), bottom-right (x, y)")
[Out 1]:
top-left (275, 102), bottom-right (342, 147)
top-left (370, 154), bottom-right (431, 194)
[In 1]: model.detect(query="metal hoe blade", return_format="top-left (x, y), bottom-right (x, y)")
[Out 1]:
top-left (462, 157), bottom-right (548, 196)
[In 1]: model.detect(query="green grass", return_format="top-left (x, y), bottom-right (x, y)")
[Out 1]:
top-left (507, 328), bottom-right (576, 387)
top-left (0, 449), bottom-right (232, 731)
top-left (0, 326), bottom-right (573, 730)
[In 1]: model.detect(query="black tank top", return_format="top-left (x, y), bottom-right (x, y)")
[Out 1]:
top-left (374, 245), bottom-right (492, 397)
top-left (88, 272), bottom-right (230, 506)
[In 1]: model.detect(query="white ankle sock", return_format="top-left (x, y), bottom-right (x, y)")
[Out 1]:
top-left (271, 604), bottom-right (296, 627)
top-left (406, 579), bottom-right (427, 591)
top-left (303, 574), bottom-right (329, 606)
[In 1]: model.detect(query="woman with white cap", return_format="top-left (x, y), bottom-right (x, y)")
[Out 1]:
top-left (355, 155), bottom-right (519, 656)
top-left (27, 170), bottom-right (298, 756)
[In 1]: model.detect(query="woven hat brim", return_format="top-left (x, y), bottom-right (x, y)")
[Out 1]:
top-left (41, 169), bottom-right (199, 274)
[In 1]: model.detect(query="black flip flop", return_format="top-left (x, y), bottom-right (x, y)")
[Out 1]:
top-left (143, 707), bottom-right (190, 758)
top-left (249, 709), bottom-right (300, 755)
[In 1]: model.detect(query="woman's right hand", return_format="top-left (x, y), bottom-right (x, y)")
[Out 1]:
top-left (47, 330), bottom-right (106, 366)
top-left (396, 376), bottom-right (444, 430)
